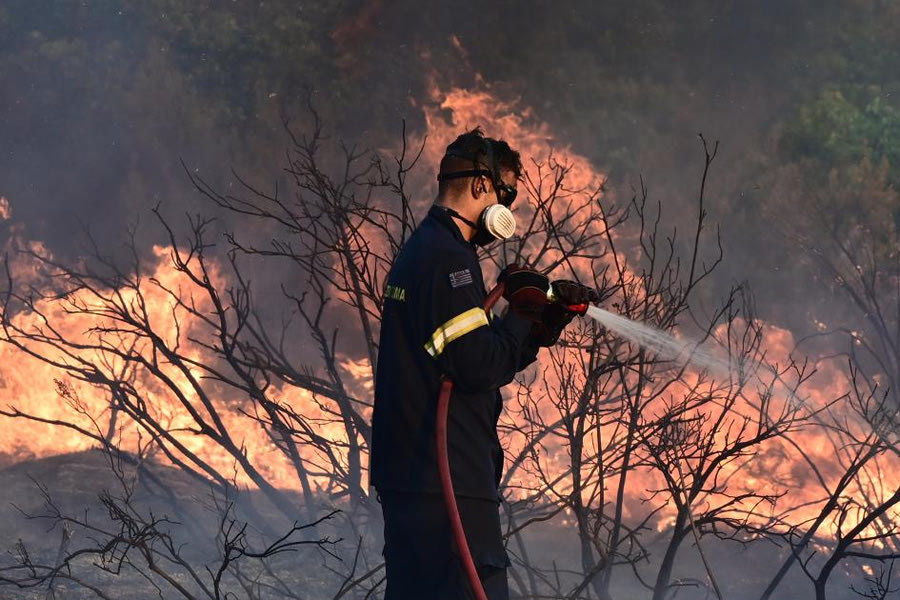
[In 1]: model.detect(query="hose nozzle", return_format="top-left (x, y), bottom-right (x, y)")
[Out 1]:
top-left (547, 287), bottom-right (593, 316)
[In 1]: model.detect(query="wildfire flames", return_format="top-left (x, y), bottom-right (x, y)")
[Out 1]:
top-left (0, 84), bottom-right (896, 548)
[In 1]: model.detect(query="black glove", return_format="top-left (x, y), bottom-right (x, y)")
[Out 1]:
top-left (550, 280), bottom-right (600, 308)
top-left (499, 265), bottom-right (549, 322)
top-left (530, 280), bottom-right (599, 347)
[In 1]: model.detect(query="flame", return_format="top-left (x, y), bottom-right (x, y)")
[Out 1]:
top-left (0, 85), bottom-right (895, 551)
top-left (0, 227), bottom-right (365, 491)
top-left (414, 83), bottom-right (607, 225)
top-left (424, 83), bottom-right (899, 541)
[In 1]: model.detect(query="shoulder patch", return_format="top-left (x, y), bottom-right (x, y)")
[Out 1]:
top-left (448, 269), bottom-right (474, 288)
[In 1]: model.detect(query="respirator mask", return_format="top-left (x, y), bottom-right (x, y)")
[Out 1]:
top-left (437, 140), bottom-right (518, 247)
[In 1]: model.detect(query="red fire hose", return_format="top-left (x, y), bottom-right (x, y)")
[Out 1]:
top-left (435, 283), bottom-right (505, 600)
top-left (436, 283), bottom-right (589, 599)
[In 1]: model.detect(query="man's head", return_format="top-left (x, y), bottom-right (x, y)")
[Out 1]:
top-left (435, 128), bottom-right (522, 242)
top-left (437, 127), bottom-right (522, 205)
top-left (435, 127), bottom-right (522, 243)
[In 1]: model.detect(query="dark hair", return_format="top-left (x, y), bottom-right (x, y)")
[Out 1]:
top-left (438, 127), bottom-right (522, 196)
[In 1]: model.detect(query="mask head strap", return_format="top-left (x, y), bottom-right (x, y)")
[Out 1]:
top-left (437, 141), bottom-right (517, 207)
top-left (436, 168), bottom-right (493, 182)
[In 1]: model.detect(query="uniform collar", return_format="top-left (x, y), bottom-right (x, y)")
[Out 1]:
top-left (428, 205), bottom-right (475, 248)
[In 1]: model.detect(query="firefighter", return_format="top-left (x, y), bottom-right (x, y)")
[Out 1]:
top-left (371, 128), bottom-right (596, 599)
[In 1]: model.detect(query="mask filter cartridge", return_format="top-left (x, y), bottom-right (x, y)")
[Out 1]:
top-left (480, 204), bottom-right (517, 240)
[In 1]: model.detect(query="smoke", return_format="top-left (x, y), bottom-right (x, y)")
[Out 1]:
top-left (0, 1), bottom-right (847, 330)
top-left (0, 1), bottom-right (862, 350)
top-left (2, 3), bottom-right (898, 597)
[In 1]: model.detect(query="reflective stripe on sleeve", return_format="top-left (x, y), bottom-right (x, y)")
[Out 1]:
top-left (424, 307), bottom-right (490, 357)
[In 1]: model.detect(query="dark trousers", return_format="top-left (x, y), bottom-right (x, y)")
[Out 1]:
top-left (380, 491), bottom-right (510, 600)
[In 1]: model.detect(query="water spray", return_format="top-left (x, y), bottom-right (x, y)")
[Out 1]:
top-left (548, 286), bottom-right (737, 378)
top-left (551, 287), bottom-right (813, 418)
top-left (582, 305), bottom-right (738, 379)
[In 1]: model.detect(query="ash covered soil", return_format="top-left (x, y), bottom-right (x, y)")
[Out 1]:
top-left (0, 451), bottom-right (863, 599)
top-left (0, 450), bottom-right (341, 599)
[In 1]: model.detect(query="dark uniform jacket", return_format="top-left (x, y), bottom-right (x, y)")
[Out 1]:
top-left (371, 205), bottom-right (538, 502)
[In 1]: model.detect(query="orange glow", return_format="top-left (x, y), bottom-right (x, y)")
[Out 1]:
top-left (0, 197), bottom-right (11, 221)
top-left (422, 84), bottom-right (899, 541)
top-left (0, 239), bottom-right (367, 491)
top-left (0, 85), bottom-right (897, 549)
